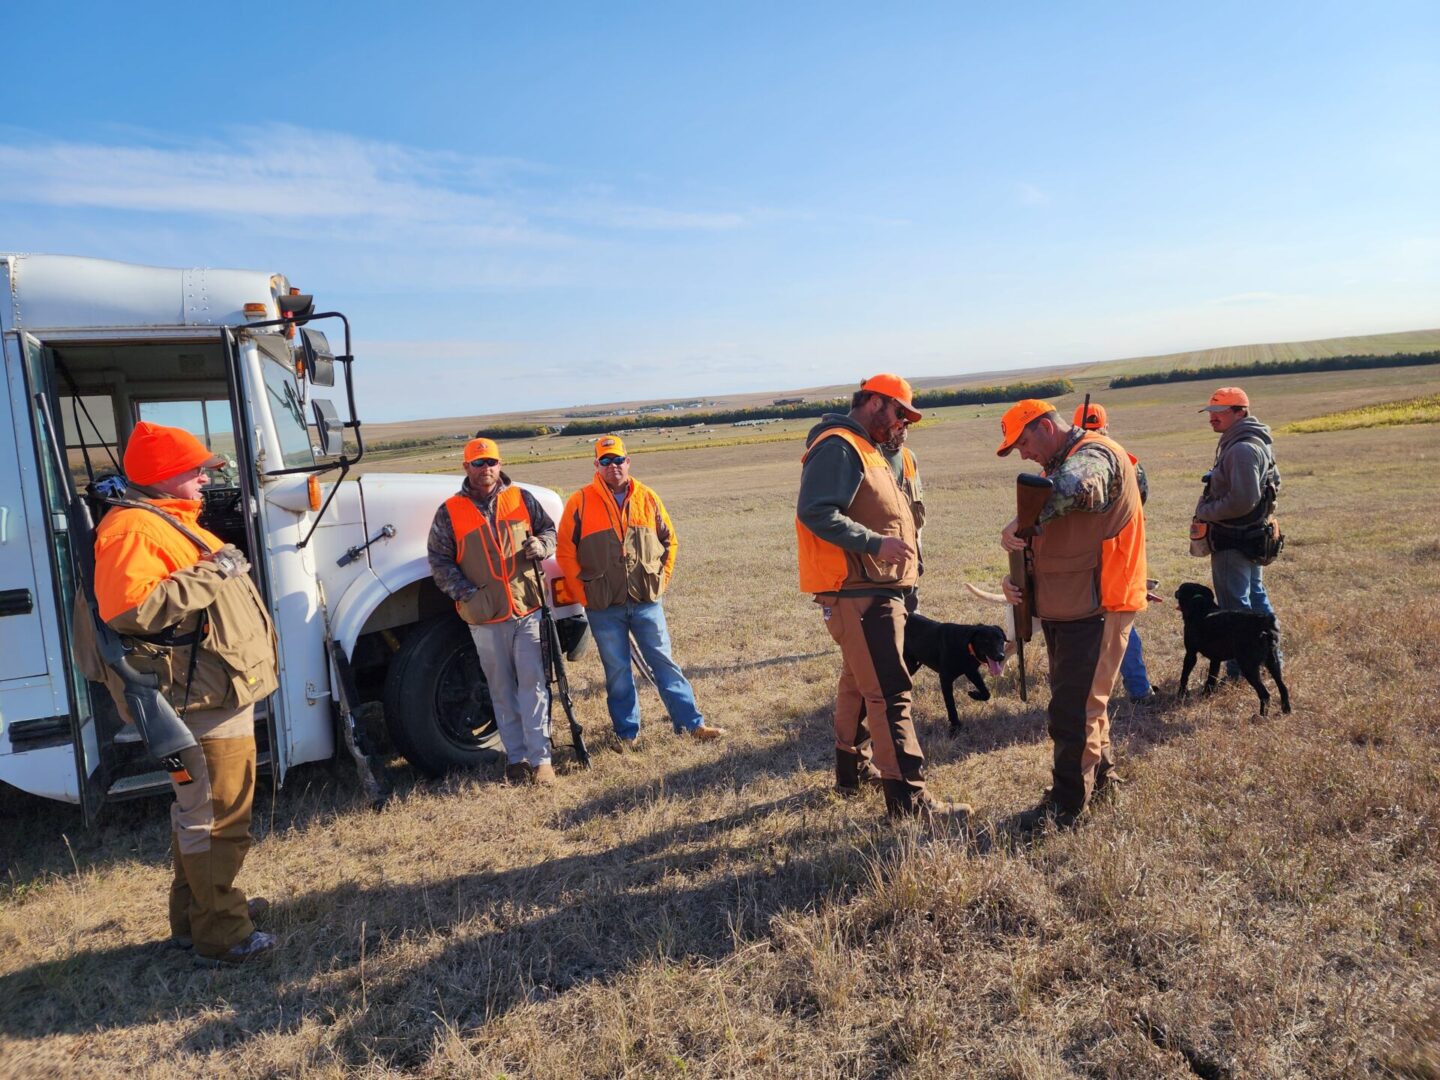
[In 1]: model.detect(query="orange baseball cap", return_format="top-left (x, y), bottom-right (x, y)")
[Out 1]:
top-left (1200, 387), bottom-right (1250, 412)
top-left (860, 373), bottom-right (922, 422)
top-left (123, 421), bottom-right (226, 486)
top-left (996, 399), bottom-right (1055, 456)
top-left (594, 435), bottom-right (627, 460)
top-left (463, 437), bottom-right (502, 464)
top-left (1073, 402), bottom-right (1108, 430)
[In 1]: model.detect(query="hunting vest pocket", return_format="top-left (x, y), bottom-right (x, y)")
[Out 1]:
top-left (629, 528), bottom-right (666, 601)
top-left (580, 566), bottom-right (621, 611)
top-left (204, 577), bottom-right (280, 707)
top-left (1033, 549), bottom-right (1101, 622)
top-left (458, 581), bottom-right (510, 625)
top-left (854, 549), bottom-right (904, 585)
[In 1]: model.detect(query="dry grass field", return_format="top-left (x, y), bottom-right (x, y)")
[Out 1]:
top-left (3, 366), bottom-right (1439, 1078)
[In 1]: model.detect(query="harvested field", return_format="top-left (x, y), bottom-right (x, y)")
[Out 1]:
top-left (3, 367), bottom-right (1439, 1078)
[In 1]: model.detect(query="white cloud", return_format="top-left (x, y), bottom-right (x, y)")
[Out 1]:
top-left (0, 125), bottom-right (751, 244)
top-left (1017, 182), bottom-right (1050, 206)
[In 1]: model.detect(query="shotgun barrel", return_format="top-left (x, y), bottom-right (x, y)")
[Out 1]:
top-left (1010, 472), bottom-right (1054, 701)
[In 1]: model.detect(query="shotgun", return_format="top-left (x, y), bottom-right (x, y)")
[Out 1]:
top-left (529, 557), bottom-right (592, 768)
top-left (1009, 472), bottom-right (1054, 702)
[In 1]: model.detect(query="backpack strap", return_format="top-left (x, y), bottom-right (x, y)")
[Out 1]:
top-left (102, 496), bottom-right (216, 555)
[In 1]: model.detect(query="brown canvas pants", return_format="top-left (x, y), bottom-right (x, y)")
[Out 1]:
top-left (1041, 611), bottom-right (1135, 814)
top-left (168, 704), bottom-right (257, 958)
top-left (821, 594), bottom-right (927, 812)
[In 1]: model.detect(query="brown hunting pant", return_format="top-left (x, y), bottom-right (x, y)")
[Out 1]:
top-left (168, 704), bottom-right (258, 958)
top-left (1041, 611), bottom-right (1135, 814)
top-left (821, 594), bottom-right (927, 812)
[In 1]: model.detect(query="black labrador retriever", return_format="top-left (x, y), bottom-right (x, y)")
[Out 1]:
top-left (903, 612), bottom-right (1008, 728)
top-left (1174, 582), bottom-right (1291, 715)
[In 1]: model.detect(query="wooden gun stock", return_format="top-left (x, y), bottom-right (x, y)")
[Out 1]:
top-left (1011, 472), bottom-right (1054, 701)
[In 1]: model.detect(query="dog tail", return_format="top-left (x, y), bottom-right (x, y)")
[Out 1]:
top-left (964, 582), bottom-right (1007, 605)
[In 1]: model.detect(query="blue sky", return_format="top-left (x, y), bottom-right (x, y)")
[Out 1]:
top-left (3, 2), bottom-right (1436, 420)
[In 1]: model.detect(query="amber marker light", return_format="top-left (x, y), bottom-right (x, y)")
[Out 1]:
top-left (308, 476), bottom-right (323, 511)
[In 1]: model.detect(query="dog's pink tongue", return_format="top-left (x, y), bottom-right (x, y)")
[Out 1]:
top-left (987, 658), bottom-right (1005, 678)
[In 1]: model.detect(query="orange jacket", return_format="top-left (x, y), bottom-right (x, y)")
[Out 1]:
top-left (556, 476), bottom-right (676, 610)
top-left (94, 498), bottom-right (226, 624)
top-left (92, 497), bottom-right (277, 712)
top-left (445, 489), bottom-right (545, 624)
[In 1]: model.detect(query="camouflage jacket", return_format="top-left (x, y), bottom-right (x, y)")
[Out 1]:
top-left (1039, 428), bottom-right (1125, 523)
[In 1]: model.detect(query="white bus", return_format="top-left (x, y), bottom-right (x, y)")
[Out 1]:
top-left (0, 254), bottom-right (585, 824)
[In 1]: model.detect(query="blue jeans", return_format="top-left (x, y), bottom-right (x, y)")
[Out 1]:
top-left (586, 600), bottom-right (704, 738)
top-left (1211, 548), bottom-right (1280, 675)
top-left (1119, 626), bottom-right (1151, 697)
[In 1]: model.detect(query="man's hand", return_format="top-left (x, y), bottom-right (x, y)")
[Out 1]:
top-left (1001, 574), bottom-right (1023, 606)
top-left (1000, 516), bottom-right (1028, 552)
top-left (204, 545), bottom-right (251, 578)
top-left (521, 536), bottom-right (546, 560)
top-left (874, 536), bottom-right (914, 565)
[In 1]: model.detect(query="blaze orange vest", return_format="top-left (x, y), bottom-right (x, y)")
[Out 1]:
top-left (797, 427), bottom-right (918, 595)
top-left (556, 476), bottom-right (674, 611)
top-left (446, 487), bottom-right (544, 624)
top-left (1031, 431), bottom-right (1147, 620)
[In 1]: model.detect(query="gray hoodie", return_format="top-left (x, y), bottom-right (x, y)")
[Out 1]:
top-left (1194, 417), bottom-right (1279, 525)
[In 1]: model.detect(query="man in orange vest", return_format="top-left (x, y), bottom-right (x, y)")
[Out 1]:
top-left (999, 400), bottom-right (1147, 830)
top-left (555, 437), bottom-right (725, 747)
top-left (797, 374), bottom-right (965, 823)
top-left (427, 437), bottom-right (559, 784)
top-left (92, 422), bottom-right (279, 965)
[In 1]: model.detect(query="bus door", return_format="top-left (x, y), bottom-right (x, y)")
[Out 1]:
top-left (2, 331), bottom-right (107, 822)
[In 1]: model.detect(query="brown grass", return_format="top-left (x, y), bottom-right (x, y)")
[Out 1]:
top-left (3, 368), bottom-right (1439, 1078)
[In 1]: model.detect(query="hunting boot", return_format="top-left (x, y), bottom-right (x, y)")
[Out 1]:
top-left (883, 780), bottom-right (972, 829)
top-left (834, 749), bottom-right (883, 798)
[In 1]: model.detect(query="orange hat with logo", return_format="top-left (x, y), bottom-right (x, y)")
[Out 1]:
top-left (594, 435), bottom-right (627, 460)
top-left (463, 437), bottom-right (502, 464)
top-left (860, 373), bottom-right (922, 422)
top-left (995, 399), bottom-right (1056, 456)
top-left (1200, 387), bottom-right (1250, 412)
top-left (123, 421), bottom-right (226, 486)
top-left (1073, 402), bottom-right (1108, 431)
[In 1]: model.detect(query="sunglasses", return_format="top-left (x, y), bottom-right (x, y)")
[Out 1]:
top-left (468, 457), bottom-right (500, 468)
top-left (598, 454), bottom-right (628, 466)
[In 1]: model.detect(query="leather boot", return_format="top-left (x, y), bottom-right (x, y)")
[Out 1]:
top-left (835, 749), bottom-right (882, 798)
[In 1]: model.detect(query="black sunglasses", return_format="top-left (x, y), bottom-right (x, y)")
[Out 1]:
top-left (468, 457), bottom-right (500, 468)
top-left (598, 454), bottom-right (628, 466)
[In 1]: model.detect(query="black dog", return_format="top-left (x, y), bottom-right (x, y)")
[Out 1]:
top-left (903, 613), bottom-right (1008, 728)
top-left (1174, 582), bottom-right (1291, 715)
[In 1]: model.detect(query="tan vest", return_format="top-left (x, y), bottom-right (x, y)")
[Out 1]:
top-left (1030, 432), bottom-right (1146, 621)
top-left (562, 476), bottom-right (671, 611)
top-left (797, 427), bottom-right (918, 594)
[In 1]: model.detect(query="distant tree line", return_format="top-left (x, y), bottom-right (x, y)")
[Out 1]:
top-left (558, 378), bottom-right (1075, 436)
top-left (474, 423), bottom-right (555, 439)
top-left (1109, 351), bottom-right (1440, 389)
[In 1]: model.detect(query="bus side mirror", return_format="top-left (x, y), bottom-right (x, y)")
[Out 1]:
top-left (299, 328), bottom-right (336, 387)
top-left (312, 398), bottom-right (343, 456)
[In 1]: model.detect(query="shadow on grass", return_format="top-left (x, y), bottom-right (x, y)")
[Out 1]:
top-left (1, 675), bottom-right (1219, 1068)
top-left (0, 791), bottom-right (900, 1070)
